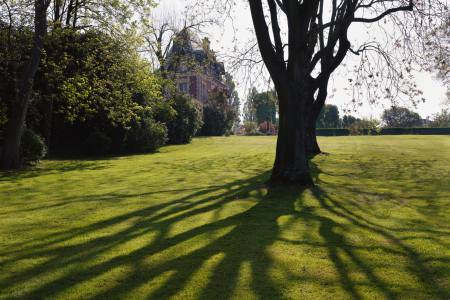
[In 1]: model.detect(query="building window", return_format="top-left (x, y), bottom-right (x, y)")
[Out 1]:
top-left (179, 82), bottom-right (188, 93)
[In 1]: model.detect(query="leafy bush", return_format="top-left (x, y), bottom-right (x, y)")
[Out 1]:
top-left (200, 91), bottom-right (237, 136)
top-left (84, 131), bottom-right (112, 156)
top-left (166, 94), bottom-right (203, 144)
top-left (21, 129), bottom-right (47, 164)
top-left (243, 122), bottom-right (259, 135)
top-left (200, 105), bottom-right (230, 136)
top-left (124, 118), bottom-right (168, 153)
top-left (349, 118), bottom-right (380, 135)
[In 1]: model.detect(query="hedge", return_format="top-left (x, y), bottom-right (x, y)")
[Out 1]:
top-left (316, 128), bottom-right (450, 136)
top-left (379, 128), bottom-right (450, 135)
top-left (316, 128), bottom-right (350, 136)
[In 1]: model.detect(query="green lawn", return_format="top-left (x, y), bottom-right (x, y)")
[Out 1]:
top-left (0, 136), bottom-right (449, 299)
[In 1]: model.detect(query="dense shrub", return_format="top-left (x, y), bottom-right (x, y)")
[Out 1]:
top-left (200, 105), bottom-right (230, 136)
top-left (84, 131), bottom-right (112, 156)
top-left (200, 91), bottom-right (237, 136)
top-left (124, 118), bottom-right (168, 153)
top-left (348, 118), bottom-right (380, 135)
top-left (165, 94), bottom-right (203, 144)
top-left (21, 129), bottom-right (47, 164)
top-left (243, 121), bottom-right (259, 135)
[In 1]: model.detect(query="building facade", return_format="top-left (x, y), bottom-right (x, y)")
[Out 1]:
top-left (166, 30), bottom-right (229, 103)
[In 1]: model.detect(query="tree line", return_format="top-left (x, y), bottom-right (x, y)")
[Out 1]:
top-left (242, 88), bottom-right (450, 135)
top-left (0, 1), bottom-right (240, 169)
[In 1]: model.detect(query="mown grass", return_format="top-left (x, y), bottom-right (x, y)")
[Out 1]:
top-left (0, 136), bottom-right (449, 300)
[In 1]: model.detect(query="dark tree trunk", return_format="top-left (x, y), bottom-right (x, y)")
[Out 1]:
top-left (305, 80), bottom-right (329, 157)
top-left (66, 0), bottom-right (74, 26)
top-left (1, 0), bottom-right (48, 170)
top-left (269, 86), bottom-right (314, 186)
top-left (42, 98), bottom-right (54, 153)
top-left (305, 122), bottom-right (321, 157)
top-left (1, 104), bottom-right (28, 169)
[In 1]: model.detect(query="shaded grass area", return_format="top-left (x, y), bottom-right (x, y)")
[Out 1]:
top-left (0, 136), bottom-right (449, 299)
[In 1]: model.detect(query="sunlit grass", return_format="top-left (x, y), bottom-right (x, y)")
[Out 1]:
top-left (0, 136), bottom-right (449, 299)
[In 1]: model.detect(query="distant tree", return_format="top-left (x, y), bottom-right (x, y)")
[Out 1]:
top-left (382, 106), bottom-right (422, 128)
top-left (195, 0), bottom-right (447, 185)
top-left (224, 72), bottom-right (241, 127)
top-left (341, 115), bottom-right (360, 128)
top-left (316, 105), bottom-right (340, 128)
top-left (243, 87), bottom-right (258, 122)
top-left (430, 109), bottom-right (450, 128)
top-left (253, 90), bottom-right (277, 125)
top-left (243, 88), bottom-right (277, 125)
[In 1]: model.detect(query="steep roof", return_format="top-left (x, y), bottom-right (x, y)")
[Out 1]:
top-left (166, 29), bottom-right (225, 81)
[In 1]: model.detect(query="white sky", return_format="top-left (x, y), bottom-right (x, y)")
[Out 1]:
top-left (155, 0), bottom-right (448, 119)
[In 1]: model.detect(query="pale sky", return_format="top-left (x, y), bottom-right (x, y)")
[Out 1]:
top-left (154, 0), bottom-right (448, 119)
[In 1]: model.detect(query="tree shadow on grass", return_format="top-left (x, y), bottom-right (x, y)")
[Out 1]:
top-left (0, 172), bottom-right (300, 299)
top-left (310, 161), bottom-right (449, 300)
top-left (0, 163), bottom-right (448, 299)
top-left (0, 160), bottom-right (111, 182)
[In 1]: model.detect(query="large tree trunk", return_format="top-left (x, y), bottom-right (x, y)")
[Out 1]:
top-left (305, 81), bottom-right (329, 157)
top-left (1, 0), bottom-right (48, 170)
top-left (305, 121), bottom-right (321, 157)
top-left (42, 97), bottom-right (54, 154)
top-left (269, 86), bottom-right (314, 186)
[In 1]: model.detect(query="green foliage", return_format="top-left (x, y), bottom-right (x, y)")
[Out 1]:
top-left (21, 128), bottom-right (47, 164)
top-left (243, 88), bottom-right (277, 124)
top-left (164, 94), bottom-right (203, 144)
top-left (37, 29), bottom-right (162, 126)
top-left (316, 105), bottom-right (340, 128)
top-left (124, 118), bottom-right (168, 153)
top-left (341, 115), bottom-right (359, 128)
top-left (380, 127), bottom-right (450, 135)
top-left (224, 73), bottom-right (241, 126)
top-left (243, 87), bottom-right (258, 122)
top-left (0, 25), bottom-right (34, 130)
top-left (243, 121), bottom-right (259, 135)
top-left (200, 90), bottom-right (237, 136)
top-left (382, 106), bottom-right (422, 128)
top-left (9, 28), bottom-right (167, 156)
top-left (316, 128), bottom-right (350, 136)
top-left (349, 118), bottom-right (380, 135)
top-left (84, 131), bottom-right (112, 156)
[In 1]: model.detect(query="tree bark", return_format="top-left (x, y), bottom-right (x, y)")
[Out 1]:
top-left (305, 122), bottom-right (321, 157)
top-left (1, 0), bottom-right (48, 170)
top-left (269, 86), bottom-right (314, 186)
top-left (42, 97), bottom-right (54, 154)
top-left (305, 80), bottom-right (329, 157)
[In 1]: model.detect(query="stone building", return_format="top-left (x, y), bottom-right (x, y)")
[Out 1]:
top-left (165, 30), bottom-right (229, 103)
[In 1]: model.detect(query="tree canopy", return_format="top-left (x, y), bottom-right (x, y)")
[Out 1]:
top-left (382, 106), bottom-right (422, 128)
